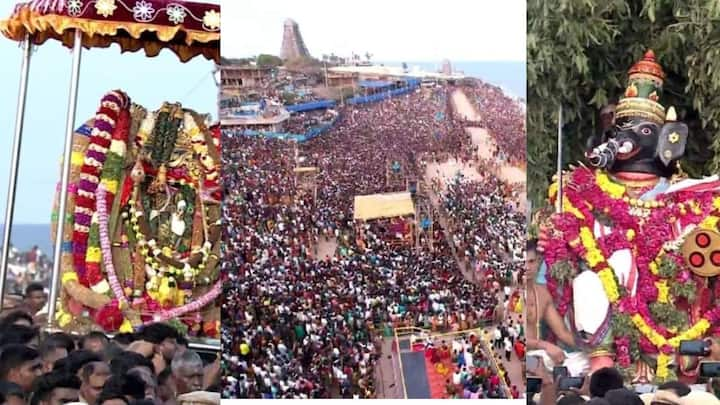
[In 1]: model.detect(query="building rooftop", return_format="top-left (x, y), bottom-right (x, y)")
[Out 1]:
top-left (328, 65), bottom-right (466, 80)
top-left (221, 64), bottom-right (273, 71)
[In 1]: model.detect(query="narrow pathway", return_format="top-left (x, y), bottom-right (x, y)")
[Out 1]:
top-left (423, 180), bottom-right (476, 284)
top-left (451, 90), bottom-right (527, 210)
top-left (375, 337), bottom-right (404, 399)
top-left (484, 308), bottom-right (525, 394)
top-left (449, 89), bottom-right (526, 394)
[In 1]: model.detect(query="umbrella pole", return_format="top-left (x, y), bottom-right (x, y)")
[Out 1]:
top-left (0, 34), bottom-right (33, 311)
top-left (48, 29), bottom-right (83, 328)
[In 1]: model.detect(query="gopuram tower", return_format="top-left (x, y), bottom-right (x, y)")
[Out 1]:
top-left (280, 18), bottom-right (311, 60)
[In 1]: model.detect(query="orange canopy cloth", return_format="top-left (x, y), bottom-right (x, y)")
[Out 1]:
top-left (1, 0), bottom-right (219, 62)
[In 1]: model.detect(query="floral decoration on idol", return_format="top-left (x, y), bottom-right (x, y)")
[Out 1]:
top-left (202, 9), bottom-right (220, 31)
top-left (67, 0), bottom-right (83, 16)
top-left (132, 0), bottom-right (155, 22)
top-left (95, 0), bottom-right (116, 17)
top-left (55, 94), bottom-right (221, 336)
top-left (546, 168), bottom-right (720, 380)
top-left (541, 50), bottom-right (720, 384)
top-left (166, 4), bottom-right (187, 25)
top-left (73, 90), bottom-right (127, 292)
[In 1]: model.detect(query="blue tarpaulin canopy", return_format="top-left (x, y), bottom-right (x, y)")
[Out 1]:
top-left (347, 85), bottom-right (416, 105)
top-left (285, 100), bottom-right (336, 113)
top-left (402, 77), bottom-right (421, 87)
top-left (359, 80), bottom-right (394, 89)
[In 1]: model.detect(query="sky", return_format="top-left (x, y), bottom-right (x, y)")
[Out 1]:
top-left (0, 1), bottom-right (218, 224)
top-left (222, 0), bottom-right (526, 62)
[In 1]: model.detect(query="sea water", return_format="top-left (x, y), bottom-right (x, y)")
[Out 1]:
top-left (379, 60), bottom-right (526, 99)
top-left (0, 224), bottom-right (53, 256)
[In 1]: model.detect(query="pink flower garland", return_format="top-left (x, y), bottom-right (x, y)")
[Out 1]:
top-left (96, 184), bottom-right (128, 305)
top-left (615, 336), bottom-right (632, 367)
top-left (545, 167), bottom-right (720, 361)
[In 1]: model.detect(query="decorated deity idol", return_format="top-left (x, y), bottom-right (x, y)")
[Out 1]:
top-left (538, 50), bottom-right (720, 383)
top-left (51, 92), bottom-right (221, 337)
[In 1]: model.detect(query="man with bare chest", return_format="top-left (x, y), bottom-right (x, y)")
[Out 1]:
top-left (526, 240), bottom-right (576, 366)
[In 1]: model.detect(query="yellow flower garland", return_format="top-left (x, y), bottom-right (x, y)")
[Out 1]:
top-left (700, 215), bottom-right (720, 231)
top-left (656, 353), bottom-right (670, 380)
top-left (649, 261), bottom-right (660, 276)
top-left (560, 198), bottom-right (620, 304)
top-left (61, 271), bottom-right (79, 285)
top-left (579, 227), bottom-right (604, 267)
top-left (56, 307), bottom-right (72, 328)
top-left (565, 171), bottom-right (720, 381)
top-left (632, 314), bottom-right (667, 347)
top-left (71, 151), bottom-right (85, 166)
top-left (713, 197), bottom-right (720, 211)
top-left (86, 246), bottom-right (102, 263)
top-left (596, 172), bottom-right (626, 199)
top-left (668, 319), bottom-right (711, 347)
top-left (633, 313), bottom-right (712, 378)
top-left (656, 281), bottom-right (669, 304)
top-left (598, 268), bottom-right (620, 303)
top-left (548, 181), bottom-right (585, 219)
top-left (564, 196), bottom-right (585, 219)
top-left (100, 179), bottom-right (119, 194)
top-left (119, 319), bottom-right (134, 333)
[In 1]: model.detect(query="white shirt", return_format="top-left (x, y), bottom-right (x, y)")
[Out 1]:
top-left (452, 372), bottom-right (462, 385)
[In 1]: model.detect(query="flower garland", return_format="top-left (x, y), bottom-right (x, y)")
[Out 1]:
top-left (544, 167), bottom-right (720, 381)
top-left (83, 104), bottom-right (131, 298)
top-left (73, 91), bottom-right (128, 287)
top-left (95, 120), bottom-right (220, 332)
top-left (123, 112), bottom-right (221, 297)
top-left (128, 192), bottom-right (218, 294)
top-left (96, 184), bottom-right (134, 332)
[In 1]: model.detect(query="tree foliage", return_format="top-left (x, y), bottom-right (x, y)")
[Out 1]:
top-left (528, 0), bottom-right (720, 210)
top-left (256, 54), bottom-right (284, 67)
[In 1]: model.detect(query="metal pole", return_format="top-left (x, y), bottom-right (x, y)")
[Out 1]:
top-left (556, 105), bottom-right (564, 214)
top-left (0, 34), bottom-right (33, 311)
top-left (48, 29), bottom-right (83, 328)
top-left (324, 61), bottom-right (328, 88)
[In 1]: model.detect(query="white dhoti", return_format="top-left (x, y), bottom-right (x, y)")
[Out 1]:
top-left (527, 349), bottom-right (590, 377)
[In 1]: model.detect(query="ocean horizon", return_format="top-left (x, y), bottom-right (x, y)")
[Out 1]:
top-left (0, 224), bottom-right (52, 256)
top-left (378, 60), bottom-right (526, 99)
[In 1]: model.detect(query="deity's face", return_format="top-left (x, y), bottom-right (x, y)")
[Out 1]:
top-left (587, 115), bottom-right (686, 178)
top-left (608, 119), bottom-right (664, 175)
